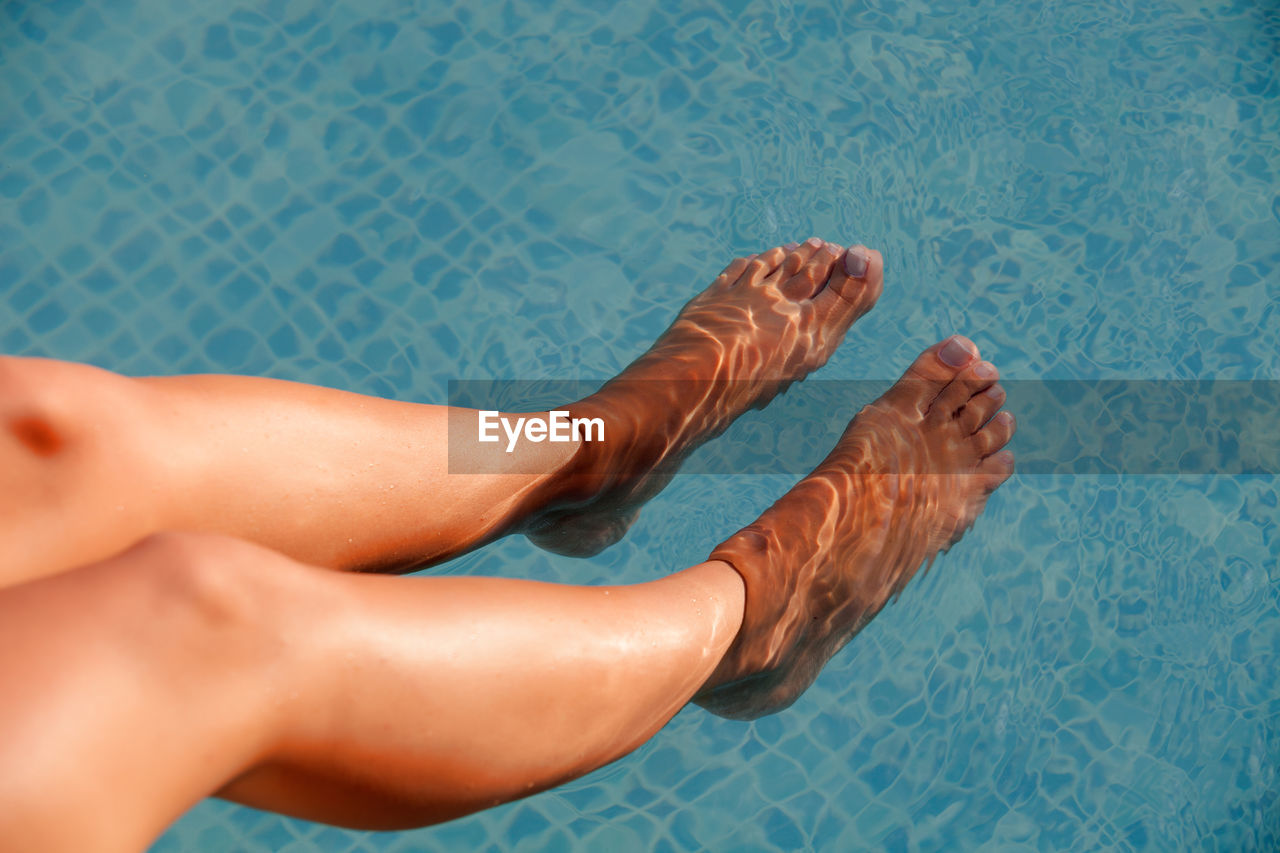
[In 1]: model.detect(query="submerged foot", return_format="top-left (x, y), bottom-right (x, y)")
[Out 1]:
top-left (524, 238), bottom-right (883, 556)
top-left (693, 336), bottom-right (1016, 719)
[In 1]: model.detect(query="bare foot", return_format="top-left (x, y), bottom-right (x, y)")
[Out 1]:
top-left (523, 238), bottom-right (884, 556)
top-left (693, 336), bottom-right (1016, 719)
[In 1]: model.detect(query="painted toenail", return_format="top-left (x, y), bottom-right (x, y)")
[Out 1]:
top-left (824, 243), bottom-right (842, 256)
top-left (805, 237), bottom-right (824, 248)
top-left (784, 242), bottom-right (800, 251)
top-left (973, 361), bottom-right (996, 379)
top-left (997, 411), bottom-right (1014, 425)
top-left (844, 249), bottom-right (869, 278)
top-left (939, 337), bottom-right (975, 367)
top-left (985, 385), bottom-right (1004, 399)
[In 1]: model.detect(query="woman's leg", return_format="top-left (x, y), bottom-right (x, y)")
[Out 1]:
top-left (0, 531), bottom-right (746, 852)
top-left (0, 337), bottom-right (1015, 852)
top-left (0, 336), bottom-right (1015, 852)
top-left (0, 241), bottom-right (882, 586)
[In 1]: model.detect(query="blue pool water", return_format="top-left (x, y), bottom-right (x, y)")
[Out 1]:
top-left (3, 0), bottom-right (1278, 849)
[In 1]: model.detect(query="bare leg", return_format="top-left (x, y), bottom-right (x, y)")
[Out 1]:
top-left (0, 532), bottom-right (745, 851)
top-left (0, 341), bottom-right (1014, 851)
top-left (0, 241), bottom-right (882, 585)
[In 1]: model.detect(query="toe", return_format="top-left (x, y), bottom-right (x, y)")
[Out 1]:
top-left (977, 449), bottom-right (1015, 490)
top-left (880, 336), bottom-right (980, 416)
top-left (973, 410), bottom-right (1015, 458)
top-left (712, 256), bottom-right (753, 290)
top-left (929, 360), bottom-right (998, 424)
top-left (730, 245), bottom-right (788, 288)
top-left (958, 382), bottom-right (1006, 434)
top-left (778, 239), bottom-right (844, 299)
top-left (774, 237), bottom-right (825, 285)
top-left (812, 244), bottom-right (883, 326)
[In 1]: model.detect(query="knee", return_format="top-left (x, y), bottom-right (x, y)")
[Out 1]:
top-left (120, 532), bottom-right (291, 639)
top-left (0, 357), bottom-right (130, 460)
top-left (116, 532), bottom-right (324, 704)
top-left (0, 356), bottom-right (68, 459)
top-left (0, 357), bottom-right (156, 488)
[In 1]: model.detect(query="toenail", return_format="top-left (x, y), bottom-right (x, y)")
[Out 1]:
top-left (997, 411), bottom-right (1014, 425)
top-left (784, 242), bottom-right (800, 251)
top-left (824, 242), bottom-right (843, 256)
top-left (844, 249), bottom-right (869, 278)
top-left (985, 384), bottom-right (1004, 399)
top-left (939, 337), bottom-right (976, 367)
top-left (973, 361), bottom-right (997, 379)
top-left (805, 237), bottom-right (824, 248)
top-left (997, 450), bottom-right (1014, 464)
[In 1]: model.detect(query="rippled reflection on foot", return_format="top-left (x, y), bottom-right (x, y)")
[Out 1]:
top-left (524, 238), bottom-right (883, 556)
top-left (695, 336), bottom-right (1016, 720)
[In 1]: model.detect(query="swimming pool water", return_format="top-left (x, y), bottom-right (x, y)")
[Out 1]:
top-left (2, 0), bottom-right (1278, 849)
